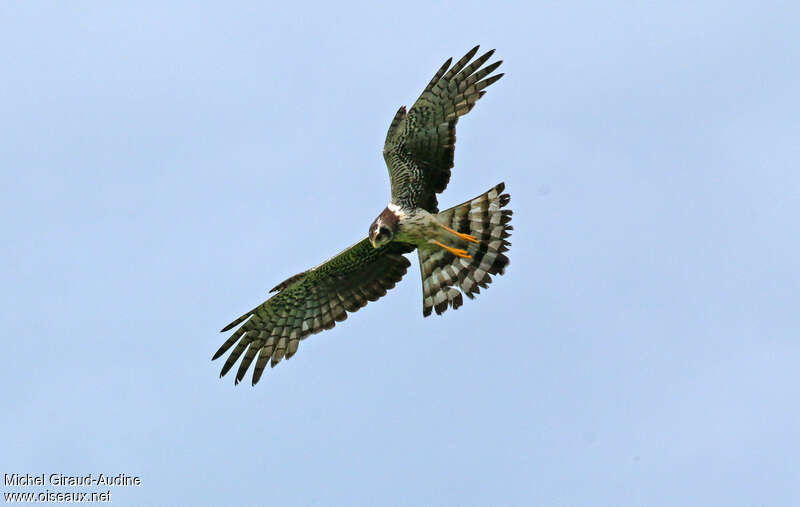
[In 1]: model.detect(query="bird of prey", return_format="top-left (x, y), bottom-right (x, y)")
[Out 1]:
top-left (214, 45), bottom-right (513, 385)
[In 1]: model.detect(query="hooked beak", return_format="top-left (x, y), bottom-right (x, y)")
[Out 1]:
top-left (369, 237), bottom-right (377, 248)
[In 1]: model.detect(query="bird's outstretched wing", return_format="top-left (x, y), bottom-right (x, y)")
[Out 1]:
top-left (214, 239), bottom-right (415, 385)
top-left (383, 45), bottom-right (503, 212)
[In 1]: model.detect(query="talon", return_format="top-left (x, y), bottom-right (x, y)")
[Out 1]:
top-left (431, 240), bottom-right (472, 259)
top-left (439, 223), bottom-right (479, 243)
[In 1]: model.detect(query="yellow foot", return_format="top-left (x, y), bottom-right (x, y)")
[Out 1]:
top-left (439, 223), bottom-right (479, 243)
top-left (431, 240), bottom-right (472, 259)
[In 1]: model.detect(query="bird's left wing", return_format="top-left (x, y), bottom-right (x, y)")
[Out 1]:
top-left (383, 45), bottom-right (503, 212)
top-left (214, 238), bottom-right (415, 385)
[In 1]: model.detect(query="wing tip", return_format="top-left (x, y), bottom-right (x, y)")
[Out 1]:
top-left (220, 310), bottom-right (255, 332)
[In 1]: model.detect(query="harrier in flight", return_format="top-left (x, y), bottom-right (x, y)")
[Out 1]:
top-left (214, 46), bottom-right (512, 384)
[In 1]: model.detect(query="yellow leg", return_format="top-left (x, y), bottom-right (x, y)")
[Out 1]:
top-left (439, 223), bottom-right (479, 243)
top-left (430, 240), bottom-right (472, 259)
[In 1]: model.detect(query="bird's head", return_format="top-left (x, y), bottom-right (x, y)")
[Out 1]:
top-left (369, 207), bottom-right (400, 248)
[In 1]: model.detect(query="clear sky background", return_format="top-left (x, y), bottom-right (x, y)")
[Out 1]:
top-left (2, 2), bottom-right (799, 505)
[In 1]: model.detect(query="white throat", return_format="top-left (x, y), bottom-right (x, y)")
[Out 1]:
top-left (387, 202), bottom-right (405, 217)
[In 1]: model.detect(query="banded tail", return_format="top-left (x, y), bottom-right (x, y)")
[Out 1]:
top-left (418, 183), bottom-right (513, 316)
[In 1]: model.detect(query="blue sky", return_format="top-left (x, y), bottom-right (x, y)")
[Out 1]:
top-left (2, 1), bottom-right (799, 505)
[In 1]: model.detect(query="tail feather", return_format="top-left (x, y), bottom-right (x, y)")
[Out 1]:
top-left (418, 183), bottom-right (512, 316)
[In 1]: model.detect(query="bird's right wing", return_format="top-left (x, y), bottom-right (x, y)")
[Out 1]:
top-left (214, 238), bottom-right (415, 385)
